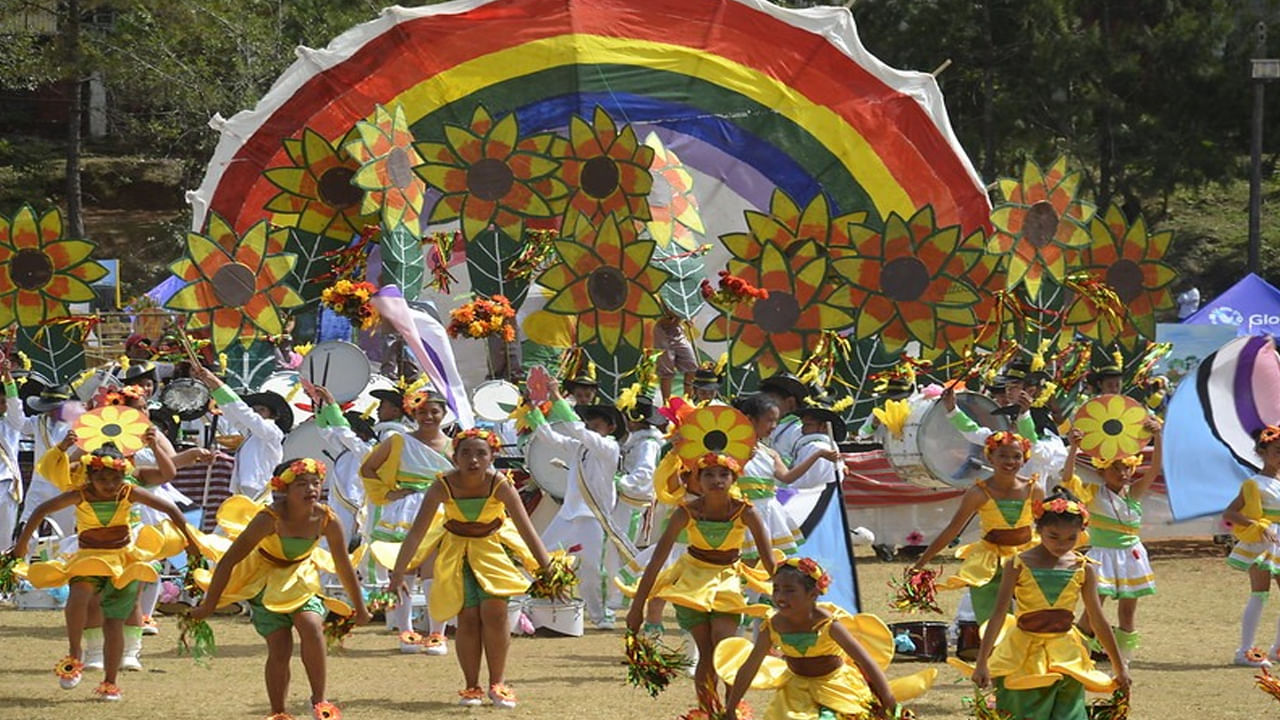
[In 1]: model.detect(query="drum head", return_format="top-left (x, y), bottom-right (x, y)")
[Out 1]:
top-left (881, 397), bottom-right (938, 488)
top-left (282, 419), bottom-right (339, 465)
top-left (525, 432), bottom-right (568, 502)
top-left (473, 380), bottom-right (520, 423)
top-left (76, 368), bottom-right (122, 403)
top-left (919, 392), bottom-right (1012, 488)
top-left (299, 341), bottom-right (371, 404)
top-left (259, 371), bottom-right (311, 429)
top-left (160, 378), bottom-right (211, 421)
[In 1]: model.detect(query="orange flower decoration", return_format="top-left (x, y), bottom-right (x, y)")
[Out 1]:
top-left (453, 427), bottom-right (502, 453)
top-left (987, 157), bottom-right (1095, 298)
top-left (0, 205), bottom-right (107, 328)
top-left (165, 213), bottom-right (304, 351)
top-left (557, 106), bottom-right (655, 233)
top-left (983, 431), bottom-right (1031, 460)
top-left (345, 103), bottom-right (427, 231)
top-left (415, 105), bottom-right (566, 243)
top-left (263, 128), bottom-right (376, 240)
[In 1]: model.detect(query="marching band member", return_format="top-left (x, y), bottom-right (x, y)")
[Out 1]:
top-left (370, 386), bottom-right (414, 441)
top-left (0, 355), bottom-right (24, 545)
top-left (758, 373), bottom-right (811, 466)
top-left (309, 385), bottom-right (374, 551)
top-left (192, 365), bottom-right (291, 500)
top-left (20, 383), bottom-right (76, 537)
top-left (606, 394), bottom-right (665, 612)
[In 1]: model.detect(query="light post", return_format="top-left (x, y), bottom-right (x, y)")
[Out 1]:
top-left (1250, 23), bottom-right (1279, 275)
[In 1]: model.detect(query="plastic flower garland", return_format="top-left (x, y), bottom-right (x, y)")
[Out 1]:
top-left (1091, 454), bottom-right (1142, 471)
top-left (447, 295), bottom-right (516, 342)
top-left (783, 557), bottom-right (832, 594)
top-left (452, 427), bottom-right (502, 453)
top-left (84, 454), bottom-right (134, 475)
top-left (699, 269), bottom-right (769, 311)
top-left (1032, 497), bottom-right (1090, 524)
top-left (320, 279), bottom-right (381, 331)
top-left (270, 458), bottom-right (327, 492)
top-left (694, 452), bottom-right (742, 475)
top-left (983, 431), bottom-right (1031, 460)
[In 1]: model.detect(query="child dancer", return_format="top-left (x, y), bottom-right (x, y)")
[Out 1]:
top-left (190, 458), bottom-right (370, 720)
top-left (388, 428), bottom-right (554, 709)
top-left (910, 431), bottom-right (1042, 623)
top-left (361, 387), bottom-right (454, 654)
top-left (10, 441), bottom-right (197, 701)
top-left (1064, 418), bottom-right (1163, 666)
top-left (717, 558), bottom-right (932, 720)
top-left (1223, 425), bottom-right (1280, 667)
top-left (960, 486), bottom-right (1129, 719)
top-left (625, 451), bottom-right (775, 711)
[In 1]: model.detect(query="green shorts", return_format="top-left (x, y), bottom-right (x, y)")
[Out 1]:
top-left (248, 592), bottom-right (326, 638)
top-left (71, 576), bottom-right (140, 620)
top-left (461, 560), bottom-right (504, 609)
top-left (674, 604), bottom-right (741, 631)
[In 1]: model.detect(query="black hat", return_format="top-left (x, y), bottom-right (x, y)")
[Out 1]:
top-left (370, 388), bottom-right (405, 406)
top-left (877, 377), bottom-right (914, 400)
top-left (123, 362), bottom-right (157, 386)
top-left (241, 390), bottom-right (293, 434)
top-left (758, 372), bottom-right (809, 401)
top-left (623, 395), bottom-right (666, 427)
top-left (27, 383), bottom-right (72, 413)
top-left (691, 364), bottom-right (721, 391)
top-left (576, 404), bottom-right (625, 440)
top-left (343, 410), bottom-right (377, 442)
top-left (1086, 353), bottom-right (1125, 386)
top-left (798, 394), bottom-right (848, 443)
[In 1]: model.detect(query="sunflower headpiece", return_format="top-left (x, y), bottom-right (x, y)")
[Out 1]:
top-left (984, 431), bottom-right (1032, 460)
top-left (452, 427), bottom-right (502, 453)
top-left (1091, 454), bottom-right (1142, 471)
top-left (271, 458), bottom-right (326, 492)
top-left (403, 388), bottom-right (446, 414)
top-left (1032, 497), bottom-right (1090, 525)
top-left (84, 454), bottom-right (134, 475)
top-left (782, 557), bottom-right (832, 594)
top-left (694, 452), bottom-right (742, 475)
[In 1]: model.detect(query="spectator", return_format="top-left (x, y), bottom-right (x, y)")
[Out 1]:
top-left (1176, 280), bottom-right (1201, 320)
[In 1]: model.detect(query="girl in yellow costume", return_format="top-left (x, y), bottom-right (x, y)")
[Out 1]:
top-left (9, 442), bottom-right (197, 701)
top-left (1222, 425), bottom-right (1280, 667)
top-left (717, 558), bottom-right (935, 720)
top-left (190, 459), bottom-right (370, 720)
top-left (910, 431), bottom-right (1042, 623)
top-left (957, 486), bottom-right (1129, 720)
top-left (388, 428), bottom-right (554, 710)
top-left (625, 451), bottom-right (776, 712)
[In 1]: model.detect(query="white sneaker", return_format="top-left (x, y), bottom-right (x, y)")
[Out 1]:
top-left (84, 646), bottom-right (104, 671)
top-left (141, 617), bottom-right (159, 636)
top-left (120, 653), bottom-right (142, 671)
top-left (399, 631), bottom-right (426, 654)
top-left (1235, 648), bottom-right (1273, 667)
top-left (421, 633), bottom-right (448, 656)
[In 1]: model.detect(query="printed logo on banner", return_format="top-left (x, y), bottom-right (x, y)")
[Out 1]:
top-left (1207, 306), bottom-right (1244, 327)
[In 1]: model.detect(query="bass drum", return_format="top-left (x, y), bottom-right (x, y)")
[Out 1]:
top-left (919, 392), bottom-right (1012, 488)
top-left (524, 431), bottom-right (569, 503)
top-left (348, 373), bottom-right (395, 420)
top-left (298, 341), bottom-right (371, 404)
top-left (282, 419), bottom-right (340, 465)
top-left (881, 396), bottom-right (939, 488)
top-left (259, 371), bottom-right (310, 430)
top-left (472, 380), bottom-right (520, 423)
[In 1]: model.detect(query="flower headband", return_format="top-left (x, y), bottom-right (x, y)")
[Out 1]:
top-left (1032, 497), bottom-right (1090, 525)
top-left (452, 427), bottom-right (502, 453)
top-left (102, 385), bottom-right (147, 407)
top-left (1260, 426), bottom-right (1280, 445)
top-left (271, 458), bottom-right (326, 492)
top-left (403, 389), bottom-right (446, 414)
top-left (782, 557), bottom-right (832, 594)
top-left (84, 454), bottom-right (134, 475)
top-left (1092, 454), bottom-right (1142, 470)
top-left (695, 452), bottom-right (742, 475)
top-left (984, 431), bottom-right (1032, 460)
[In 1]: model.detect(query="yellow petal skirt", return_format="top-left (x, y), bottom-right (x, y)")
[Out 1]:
top-left (24, 520), bottom-right (187, 589)
top-left (946, 615), bottom-right (1115, 692)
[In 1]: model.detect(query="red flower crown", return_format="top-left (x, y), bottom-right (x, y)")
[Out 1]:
top-left (270, 458), bottom-right (326, 492)
top-left (1032, 497), bottom-right (1090, 526)
top-left (695, 452), bottom-right (742, 475)
top-left (452, 427), bottom-right (502, 453)
top-left (984, 431), bottom-right (1031, 460)
top-left (84, 455), bottom-right (134, 475)
top-left (783, 557), bottom-right (832, 594)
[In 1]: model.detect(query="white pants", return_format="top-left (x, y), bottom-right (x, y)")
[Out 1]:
top-left (605, 501), bottom-right (647, 611)
top-left (20, 477), bottom-right (75, 538)
top-left (542, 515), bottom-right (607, 625)
top-left (0, 482), bottom-right (17, 546)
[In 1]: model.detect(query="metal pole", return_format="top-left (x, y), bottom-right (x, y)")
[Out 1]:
top-left (1251, 23), bottom-right (1268, 276)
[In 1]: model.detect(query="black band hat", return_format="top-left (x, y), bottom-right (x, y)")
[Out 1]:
top-left (623, 395), bottom-right (666, 427)
top-left (241, 390), bottom-right (293, 434)
top-left (123, 361), bottom-right (158, 386)
top-left (758, 372), bottom-right (810, 402)
top-left (576, 404), bottom-right (626, 440)
top-left (27, 383), bottom-right (73, 413)
top-left (797, 394), bottom-right (848, 443)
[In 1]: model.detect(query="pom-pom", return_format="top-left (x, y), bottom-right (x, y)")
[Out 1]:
top-left (527, 550), bottom-right (580, 600)
top-left (324, 611), bottom-right (357, 651)
top-left (889, 567), bottom-right (943, 615)
top-left (177, 613), bottom-right (217, 668)
top-left (962, 684), bottom-right (1014, 719)
top-left (1088, 688), bottom-right (1131, 719)
top-left (623, 630), bottom-right (694, 697)
top-left (0, 551), bottom-right (20, 595)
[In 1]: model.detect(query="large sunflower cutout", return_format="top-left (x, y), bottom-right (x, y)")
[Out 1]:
top-left (1073, 394), bottom-right (1151, 462)
top-left (643, 132), bottom-right (705, 251)
top-left (987, 157), bottom-right (1095, 298)
top-left (1066, 205), bottom-right (1177, 343)
top-left (673, 405), bottom-right (756, 468)
top-left (557, 106), bottom-right (654, 233)
top-left (705, 238), bottom-right (851, 373)
top-left (833, 206), bottom-right (984, 354)
top-left (720, 189), bottom-right (864, 262)
top-left (0, 205), bottom-right (107, 328)
top-left (415, 105), bottom-right (566, 243)
top-left (344, 103), bottom-right (427, 231)
top-left (263, 128), bottom-right (375, 240)
top-left (74, 406), bottom-right (150, 455)
top-left (538, 214), bottom-right (669, 353)
top-left (165, 213), bottom-right (305, 351)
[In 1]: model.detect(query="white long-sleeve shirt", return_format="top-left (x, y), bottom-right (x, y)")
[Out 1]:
top-left (0, 382), bottom-right (23, 501)
top-left (771, 415), bottom-right (803, 465)
top-left (212, 385), bottom-right (283, 499)
top-left (317, 410), bottom-right (371, 517)
top-left (617, 427), bottom-right (663, 504)
top-left (789, 432), bottom-right (844, 490)
top-left (530, 400), bottom-right (620, 522)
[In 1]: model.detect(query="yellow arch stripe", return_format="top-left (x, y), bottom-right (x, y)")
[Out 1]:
top-left (390, 34), bottom-right (915, 219)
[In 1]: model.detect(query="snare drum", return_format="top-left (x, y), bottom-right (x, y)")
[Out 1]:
top-left (282, 419), bottom-right (340, 465)
top-left (299, 341), bottom-right (371, 404)
top-left (889, 620), bottom-right (948, 662)
top-left (472, 380), bottom-right (520, 423)
top-left (955, 620), bottom-right (981, 661)
top-left (525, 431), bottom-right (569, 502)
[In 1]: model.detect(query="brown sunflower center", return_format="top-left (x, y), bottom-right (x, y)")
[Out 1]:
top-left (1023, 201), bottom-right (1060, 248)
top-left (753, 290), bottom-right (800, 333)
top-left (703, 430), bottom-right (728, 452)
top-left (581, 156), bottom-right (620, 199)
top-left (1102, 419), bottom-right (1124, 436)
top-left (1105, 259), bottom-right (1144, 303)
top-left (211, 262), bottom-right (257, 306)
top-left (467, 158), bottom-right (515, 201)
top-left (880, 257), bottom-right (931, 302)
top-left (387, 147), bottom-right (415, 189)
top-left (12, 248), bottom-right (54, 290)
top-left (102, 423), bottom-right (122, 437)
top-left (317, 166), bottom-right (362, 209)
top-left (587, 266), bottom-right (628, 311)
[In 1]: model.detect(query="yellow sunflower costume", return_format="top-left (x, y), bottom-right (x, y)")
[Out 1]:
top-left (948, 553), bottom-right (1115, 717)
top-left (715, 602), bottom-right (937, 719)
top-left (191, 495), bottom-right (354, 636)
top-left (938, 479), bottom-right (1038, 622)
top-left (388, 470), bottom-right (538, 622)
top-left (20, 450), bottom-right (186, 618)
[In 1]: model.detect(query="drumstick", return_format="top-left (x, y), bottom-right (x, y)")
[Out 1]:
top-left (201, 414), bottom-right (219, 509)
top-left (321, 352), bottom-right (331, 388)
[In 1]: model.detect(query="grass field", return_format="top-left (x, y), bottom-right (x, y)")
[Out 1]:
top-left (1, 544), bottom-right (1276, 719)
